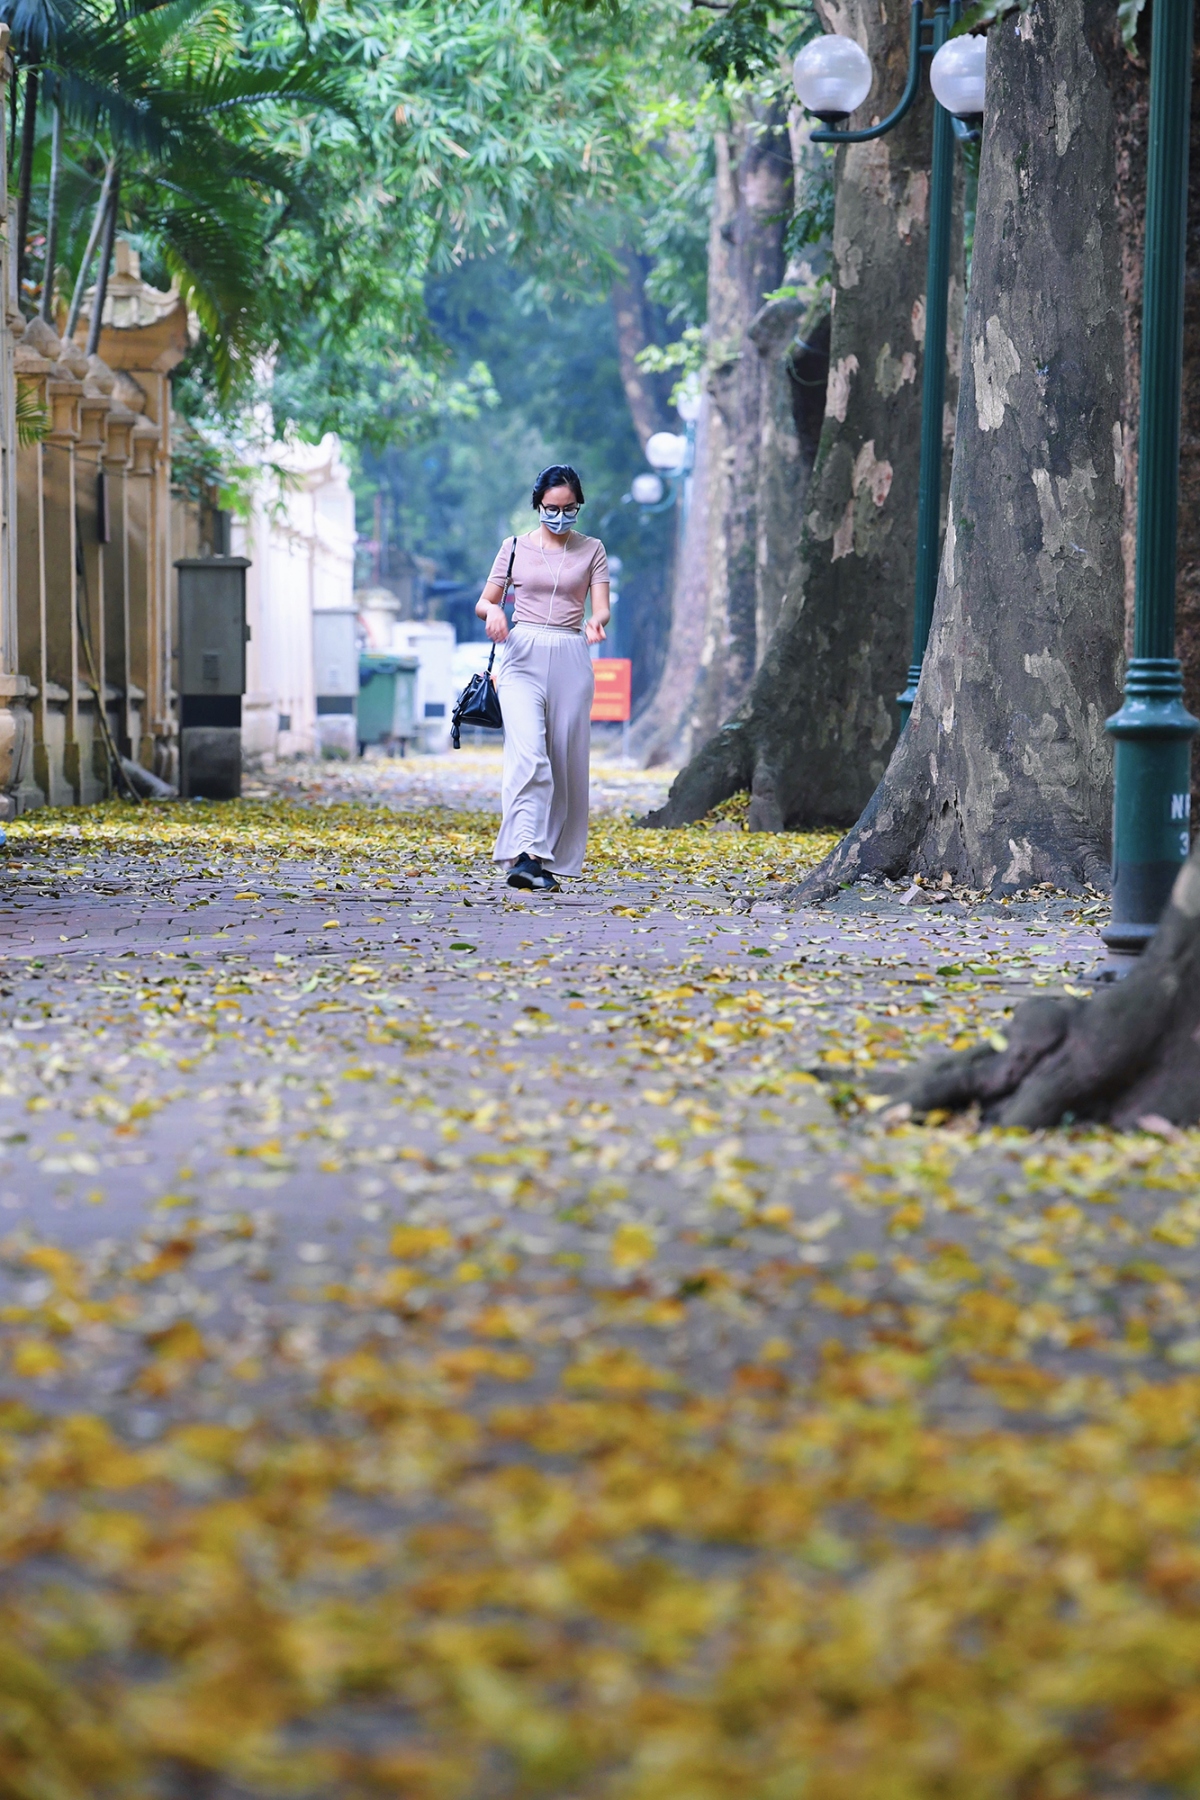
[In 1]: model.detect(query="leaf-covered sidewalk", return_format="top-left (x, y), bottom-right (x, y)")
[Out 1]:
top-left (1, 756), bottom-right (1198, 1799)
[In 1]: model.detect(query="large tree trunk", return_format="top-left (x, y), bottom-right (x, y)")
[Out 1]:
top-left (610, 250), bottom-right (672, 452)
top-left (627, 104), bottom-right (791, 767)
top-left (795, 0), bottom-right (1128, 900)
top-left (750, 295), bottom-right (830, 663)
top-left (752, 105), bottom-right (835, 668)
top-left (627, 396), bottom-right (712, 765)
top-left (630, 304), bottom-right (829, 771)
top-left (687, 105), bottom-right (793, 746)
top-left (1099, 13), bottom-right (1150, 667)
top-left (641, 0), bottom-right (957, 831)
top-left (881, 846), bottom-right (1200, 1127)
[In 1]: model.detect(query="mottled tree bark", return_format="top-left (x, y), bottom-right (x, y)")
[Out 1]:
top-left (610, 250), bottom-right (673, 453)
top-left (642, 0), bottom-right (956, 830)
top-left (687, 106), bottom-right (793, 747)
top-left (629, 104), bottom-right (791, 766)
top-left (750, 297), bottom-right (829, 662)
top-left (628, 397), bottom-right (712, 765)
top-left (881, 847), bottom-right (1200, 1127)
top-left (796, 0), bottom-right (1127, 900)
top-left (631, 307), bottom-right (828, 771)
top-left (1097, 13), bottom-right (1149, 655)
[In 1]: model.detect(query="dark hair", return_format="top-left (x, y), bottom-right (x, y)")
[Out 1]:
top-left (531, 464), bottom-right (585, 509)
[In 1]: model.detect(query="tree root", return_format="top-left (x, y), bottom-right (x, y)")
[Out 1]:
top-left (877, 863), bottom-right (1200, 1127)
top-left (638, 722), bottom-right (752, 828)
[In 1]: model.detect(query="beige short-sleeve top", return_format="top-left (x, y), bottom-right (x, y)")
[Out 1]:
top-left (488, 531), bottom-right (609, 632)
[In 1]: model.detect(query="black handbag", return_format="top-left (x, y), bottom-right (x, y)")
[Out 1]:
top-left (451, 538), bottom-right (513, 748)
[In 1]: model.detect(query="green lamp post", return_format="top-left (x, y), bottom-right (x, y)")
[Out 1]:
top-left (794, 0), bottom-right (985, 728)
top-left (1102, 0), bottom-right (1196, 954)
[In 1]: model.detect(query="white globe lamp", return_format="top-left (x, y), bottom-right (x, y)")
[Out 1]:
top-left (631, 472), bottom-right (665, 506)
top-left (676, 383), bottom-right (702, 424)
top-left (792, 35), bottom-right (873, 124)
top-left (645, 431), bottom-right (687, 473)
top-left (929, 35), bottom-right (987, 119)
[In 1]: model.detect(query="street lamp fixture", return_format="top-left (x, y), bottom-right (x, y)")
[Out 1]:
top-left (929, 34), bottom-right (986, 122)
top-left (631, 472), bottom-right (665, 506)
top-left (645, 431), bottom-right (689, 474)
top-left (629, 405), bottom-right (699, 518)
top-left (792, 34), bottom-right (874, 125)
top-left (675, 382), bottom-right (703, 425)
top-left (795, 0), bottom-right (969, 730)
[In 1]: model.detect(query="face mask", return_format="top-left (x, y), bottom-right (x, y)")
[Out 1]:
top-left (540, 507), bottom-right (579, 535)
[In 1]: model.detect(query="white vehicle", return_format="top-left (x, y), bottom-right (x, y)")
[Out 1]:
top-left (393, 621), bottom-right (457, 752)
top-left (311, 609), bottom-right (358, 759)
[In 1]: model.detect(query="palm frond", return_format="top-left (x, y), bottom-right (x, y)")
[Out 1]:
top-left (16, 380), bottom-right (48, 446)
top-left (0, 0), bottom-right (83, 58)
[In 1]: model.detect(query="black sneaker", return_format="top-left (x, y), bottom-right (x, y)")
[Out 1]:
top-left (506, 853), bottom-right (560, 892)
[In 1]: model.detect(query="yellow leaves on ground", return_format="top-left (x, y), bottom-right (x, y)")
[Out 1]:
top-left (562, 1346), bottom-right (680, 1392)
top-left (389, 1225), bottom-right (453, 1260)
top-left (23, 1245), bottom-right (83, 1296)
top-left (8, 1371), bottom-right (1200, 1798)
top-left (3, 1182), bottom-right (1200, 1798)
top-left (610, 1222), bottom-right (656, 1270)
top-left (0, 777), bottom-right (1193, 1797)
top-left (10, 1337), bottom-right (64, 1378)
top-left (4, 792), bottom-right (839, 889)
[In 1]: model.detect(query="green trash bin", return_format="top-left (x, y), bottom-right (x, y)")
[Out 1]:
top-left (357, 653), bottom-right (419, 756)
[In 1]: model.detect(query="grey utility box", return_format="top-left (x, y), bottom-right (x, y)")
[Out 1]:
top-left (312, 610), bottom-right (359, 760)
top-left (177, 556), bottom-right (251, 800)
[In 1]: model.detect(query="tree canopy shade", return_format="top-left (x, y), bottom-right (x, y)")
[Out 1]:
top-left (263, 0), bottom-right (708, 450)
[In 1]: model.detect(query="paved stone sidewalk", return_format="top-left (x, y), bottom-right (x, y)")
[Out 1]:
top-left (255, 744), bottom-right (675, 819)
top-left (0, 756), bottom-right (1118, 1405)
top-left (4, 757), bottom-right (1200, 1795)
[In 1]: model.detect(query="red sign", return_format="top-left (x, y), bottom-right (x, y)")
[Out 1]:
top-left (591, 658), bottom-right (632, 722)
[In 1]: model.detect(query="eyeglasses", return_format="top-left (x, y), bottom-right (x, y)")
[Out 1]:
top-left (541, 505), bottom-right (580, 521)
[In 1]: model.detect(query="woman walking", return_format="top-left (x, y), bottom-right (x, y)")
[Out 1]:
top-left (476, 465), bottom-right (610, 892)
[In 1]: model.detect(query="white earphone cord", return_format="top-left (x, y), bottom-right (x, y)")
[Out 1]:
top-left (534, 530), bottom-right (569, 627)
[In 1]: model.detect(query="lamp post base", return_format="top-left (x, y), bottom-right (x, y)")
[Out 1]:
top-left (1102, 658), bottom-right (1198, 954)
top-left (1100, 919), bottom-right (1162, 955)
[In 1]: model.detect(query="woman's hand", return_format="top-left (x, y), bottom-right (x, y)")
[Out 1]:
top-left (485, 603), bottom-right (509, 644)
top-left (584, 617), bottom-right (607, 647)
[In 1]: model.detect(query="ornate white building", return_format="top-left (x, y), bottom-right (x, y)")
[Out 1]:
top-left (232, 433), bottom-right (358, 762)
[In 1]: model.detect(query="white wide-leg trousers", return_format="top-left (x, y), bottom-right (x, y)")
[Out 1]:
top-left (493, 623), bottom-right (594, 877)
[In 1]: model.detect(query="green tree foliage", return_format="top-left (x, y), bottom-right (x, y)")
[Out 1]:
top-left (7, 0), bottom-right (747, 654)
top-left (258, 0), bottom-right (714, 448)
